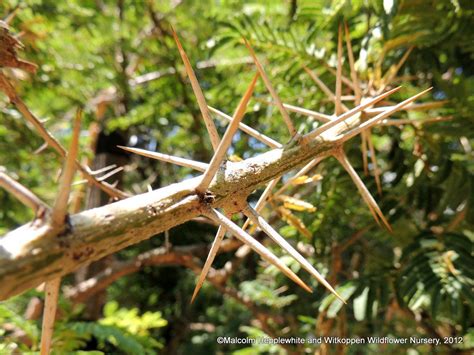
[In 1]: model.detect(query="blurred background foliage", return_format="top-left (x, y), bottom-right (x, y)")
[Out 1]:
top-left (0, 0), bottom-right (472, 354)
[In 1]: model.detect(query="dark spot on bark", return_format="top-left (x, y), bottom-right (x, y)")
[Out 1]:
top-left (146, 205), bottom-right (158, 217)
top-left (198, 191), bottom-right (215, 205)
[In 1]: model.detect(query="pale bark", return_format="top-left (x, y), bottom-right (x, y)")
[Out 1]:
top-left (0, 134), bottom-right (335, 300)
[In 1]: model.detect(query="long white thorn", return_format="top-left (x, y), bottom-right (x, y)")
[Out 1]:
top-left (366, 134), bottom-right (383, 195)
top-left (242, 177), bottom-right (281, 231)
top-left (344, 21), bottom-right (361, 104)
top-left (191, 224), bottom-right (227, 303)
top-left (244, 39), bottom-right (297, 137)
top-left (204, 208), bottom-right (312, 293)
top-left (380, 46), bottom-right (414, 92)
top-left (303, 65), bottom-right (350, 113)
top-left (208, 106), bottom-right (282, 148)
top-left (304, 87), bottom-right (401, 141)
top-left (340, 88), bottom-right (432, 142)
top-left (51, 109), bottom-right (81, 228)
top-left (40, 278), bottom-right (61, 355)
top-left (197, 73), bottom-right (259, 193)
top-left (244, 205), bottom-right (345, 303)
top-left (334, 150), bottom-right (392, 232)
top-left (118, 146), bottom-right (208, 172)
top-left (335, 23), bottom-right (343, 116)
top-left (364, 100), bottom-right (447, 116)
top-left (261, 100), bottom-right (332, 123)
top-left (171, 27), bottom-right (220, 151)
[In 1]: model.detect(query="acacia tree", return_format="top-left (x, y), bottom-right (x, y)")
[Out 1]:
top-left (0, 1), bottom-right (472, 354)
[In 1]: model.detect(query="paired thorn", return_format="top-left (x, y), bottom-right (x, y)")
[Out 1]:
top-left (340, 88), bottom-right (432, 142)
top-left (204, 208), bottom-right (312, 293)
top-left (51, 109), bottom-right (81, 228)
top-left (73, 166), bottom-right (124, 186)
top-left (118, 146), bottom-right (208, 172)
top-left (197, 73), bottom-right (259, 193)
top-left (244, 205), bottom-right (345, 303)
top-left (334, 149), bottom-right (392, 232)
top-left (208, 106), bottom-right (282, 148)
top-left (304, 87), bottom-right (401, 141)
top-left (0, 170), bottom-right (50, 214)
top-left (171, 27), bottom-right (221, 151)
top-left (244, 38), bottom-right (297, 137)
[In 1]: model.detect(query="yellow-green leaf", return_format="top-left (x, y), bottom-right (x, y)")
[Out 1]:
top-left (276, 195), bottom-right (317, 212)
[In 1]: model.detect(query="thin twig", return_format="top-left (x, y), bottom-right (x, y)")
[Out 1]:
top-left (0, 74), bottom-right (128, 199)
top-left (0, 170), bottom-right (49, 213)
